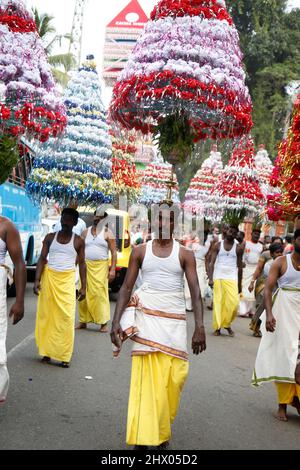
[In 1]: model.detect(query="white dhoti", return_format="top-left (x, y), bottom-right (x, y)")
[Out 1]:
top-left (239, 263), bottom-right (257, 316)
top-left (252, 288), bottom-right (300, 386)
top-left (0, 267), bottom-right (9, 403)
top-left (115, 283), bottom-right (188, 361)
top-left (184, 259), bottom-right (208, 311)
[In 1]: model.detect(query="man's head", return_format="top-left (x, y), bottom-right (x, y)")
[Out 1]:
top-left (93, 207), bottom-right (108, 227)
top-left (293, 229), bottom-right (300, 254)
top-left (213, 227), bottom-right (220, 236)
top-left (226, 225), bottom-right (238, 242)
top-left (271, 236), bottom-right (283, 245)
top-left (251, 229), bottom-right (261, 243)
top-left (221, 224), bottom-right (229, 238)
top-left (264, 235), bottom-right (271, 245)
top-left (236, 231), bottom-right (245, 244)
top-left (154, 202), bottom-right (179, 240)
top-left (269, 242), bottom-right (284, 260)
top-left (61, 208), bottom-right (79, 233)
top-left (285, 234), bottom-right (293, 245)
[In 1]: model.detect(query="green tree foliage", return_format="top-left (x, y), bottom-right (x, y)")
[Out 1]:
top-left (32, 7), bottom-right (76, 88)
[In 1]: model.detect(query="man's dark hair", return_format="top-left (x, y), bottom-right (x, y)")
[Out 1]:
top-left (252, 228), bottom-right (261, 234)
top-left (229, 224), bottom-right (239, 231)
top-left (62, 208), bottom-right (79, 224)
top-left (285, 234), bottom-right (293, 244)
top-left (271, 236), bottom-right (283, 244)
top-left (269, 243), bottom-right (284, 255)
top-left (294, 229), bottom-right (300, 240)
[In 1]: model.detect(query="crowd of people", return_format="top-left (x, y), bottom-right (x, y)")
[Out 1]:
top-left (0, 207), bottom-right (299, 449)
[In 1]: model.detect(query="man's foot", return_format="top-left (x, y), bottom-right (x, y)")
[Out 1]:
top-left (157, 441), bottom-right (169, 450)
top-left (225, 327), bottom-right (235, 337)
top-left (100, 324), bottom-right (109, 333)
top-left (253, 330), bottom-right (262, 338)
top-left (61, 362), bottom-right (70, 368)
top-left (207, 305), bottom-right (213, 310)
top-left (238, 313), bottom-right (250, 318)
top-left (133, 445), bottom-right (148, 451)
top-left (75, 323), bottom-right (87, 330)
top-left (213, 329), bottom-right (221, 336)
top-left (291, 397), bottom-right (300, 415)
top-left (276, 404), bottom-right (288, 421)
top-left (186, 308), bottom-right (193, 312)
top-left (41, 356), bottom-right (51, 363)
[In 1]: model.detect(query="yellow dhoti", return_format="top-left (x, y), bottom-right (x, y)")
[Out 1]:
top-left (35, 266), bottom-right (76, 363)
top-left (126, 352), bottom-right (189, 446)
top-left (78, 259), bottom-right (110, 325)
top-left (213, 279), bottom-right (239, 331)
top-left (275, 383), bottom-right (300, 404)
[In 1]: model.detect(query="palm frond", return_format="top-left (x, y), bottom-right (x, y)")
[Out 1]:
top-left (49, 53), bottom-right (76, 72)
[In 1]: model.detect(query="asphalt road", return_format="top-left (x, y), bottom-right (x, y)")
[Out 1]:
top-left (0, 284), bottom-right (299, 450)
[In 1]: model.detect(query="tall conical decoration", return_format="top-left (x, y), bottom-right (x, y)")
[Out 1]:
top-left (110, 0), bottom-right (253, 169)
top-left (184, 145), bottom-right (223, 215)
top-left (138, 157), bottom-right (180, 206)
top-left (206, 137), bottom-right (264, 224)
top-left (279, 93), bottom-right (300, 218)
top-left (0, 0), bottom-right (66, 142)
top-left (254, 144), bottom-right (274, 197)
top-left (111, 129), bottom-right (141, 202)
top-left (27, 56), bottom-right (113, 207)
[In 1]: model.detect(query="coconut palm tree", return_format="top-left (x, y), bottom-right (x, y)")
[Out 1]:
top-left (32, 7), bottom-right (76, 88)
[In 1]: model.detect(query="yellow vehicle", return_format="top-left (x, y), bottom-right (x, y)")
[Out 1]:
top-left (79, 207), bottom-right (131, 292)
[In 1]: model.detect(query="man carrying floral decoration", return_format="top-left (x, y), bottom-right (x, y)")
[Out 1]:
top-left (111, 203), bottom-right (206, 450)
top-left (208, 225), bottom-right (244, 337)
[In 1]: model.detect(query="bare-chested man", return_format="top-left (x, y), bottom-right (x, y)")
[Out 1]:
top-left (0, 217), bottom-right (26, 403)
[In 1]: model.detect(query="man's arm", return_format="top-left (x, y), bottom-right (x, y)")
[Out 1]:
top-left (34, 234), bottom-right (53, 296)
top-left (110, 246), bottom-right (143, 348)
top-left (183, 249), bottom-right (206, 355)
top-left (6, 222), bottom-right (26, 325)
top-left (208, 242), bottom-right (220, 287)
top-left (236, 244), bottom-right (244, 294)
top-left (107, 229), bottom-right (117, 283)
top-left (248, 258), bottom-right (266, 292)
top-left (264, 258), bottom-right (282, 332)
top-left (76, 237), bottom-right (86, 301)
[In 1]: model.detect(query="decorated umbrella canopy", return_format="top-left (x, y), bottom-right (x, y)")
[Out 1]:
top-left (0, 0), bottom-right (66, 182)
top-left (138, 158), bottom-right (180, 206)
top-left (110, 0), bottom-right (252, 169)
top-left (206, 137), bottom-right (264, 224)
top-left (184, 144), bottom-right (223, 215)
top-left (254, 144), bottom-right (274, 197)
top-left (111, 129), bottom-right (141, 202)
top-left (27, 56), bottom-right (113, 208)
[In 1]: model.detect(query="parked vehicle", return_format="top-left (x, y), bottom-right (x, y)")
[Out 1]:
top-left (0, 140), bottom-right (43, 294)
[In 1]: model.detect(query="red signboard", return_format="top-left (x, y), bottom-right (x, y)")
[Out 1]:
top-left (107, 0), bottom-right (148, 29)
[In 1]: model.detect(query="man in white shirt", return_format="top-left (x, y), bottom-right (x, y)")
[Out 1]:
top-left (239, 228), bottom-right (263, 318)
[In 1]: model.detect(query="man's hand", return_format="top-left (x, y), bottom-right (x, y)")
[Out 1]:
top-left (110, 322), bottom-right (124, 349)
top-left (108, 268), bottom-right (116, 283)
top-left (33, 280), bottom-right (41, 296)
top-left (266, 313), bottom-right (276, 332)
top-left (248, 280), bottom-right (255, 293)
top-left (9, 302), bottom-right (24, 325)
top-left (192, 325), bottom-right (206, 355)
top-left (77, 288), bottom-right (86, 302)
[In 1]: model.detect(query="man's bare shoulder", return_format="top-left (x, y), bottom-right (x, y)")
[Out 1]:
top-left (132, 243), bottom-right (147, 255)
top-left (273, 255), bottom-right (286, 269)
top-left (0, 216), bottom-right (15, 229)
